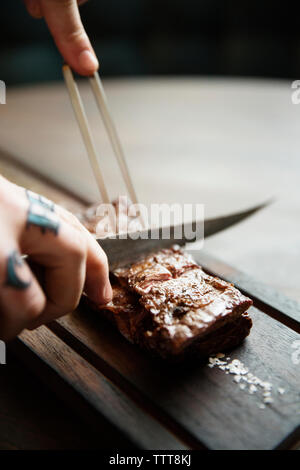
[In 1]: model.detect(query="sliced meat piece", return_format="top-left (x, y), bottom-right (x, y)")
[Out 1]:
top-left (85, 247), bottom-right (253, 359)
top-left (78, 196), bottom-right (144, 237)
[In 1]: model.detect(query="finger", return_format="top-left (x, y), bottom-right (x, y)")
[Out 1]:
top-left (21, 211), bottom-right (87, 327)
top-left (22, 188), bottom-right (112, 307)
top-left (56, 206), bottom-right (112, 305)
top-left (84, 235), bottom-right (112, 305)
top-left (23, 0), bottom-right (43, 19)
top-left (20, 189), bottom-right (111, 321)
top-left (40, 0), bottom-right (98, 75)
top-left (23, 0), bottom-right (88, 18)
top-left (0, 248), bottom-right (46, 341)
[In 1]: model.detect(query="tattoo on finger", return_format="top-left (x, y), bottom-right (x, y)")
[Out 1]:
top-left (26, 190), bottom-right (60, 235)
top-left (5, 250), bottom-right (32, 290)
top-left (26, 190), bottom-right (55, 212)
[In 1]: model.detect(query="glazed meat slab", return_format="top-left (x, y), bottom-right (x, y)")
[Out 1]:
top-left (87, 246), bottom-right (253, 359)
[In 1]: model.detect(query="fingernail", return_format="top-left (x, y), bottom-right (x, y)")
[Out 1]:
top-left (102, 283), bottom-right (113, 303)
top-left (78, 50), bottom-right (99, 73)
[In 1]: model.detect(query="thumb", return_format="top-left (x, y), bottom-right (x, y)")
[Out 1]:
top-left (40, 0), bottom-right (98, 75)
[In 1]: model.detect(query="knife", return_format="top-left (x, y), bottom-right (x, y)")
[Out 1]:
top-left (97, 200), bottom-right (270, 270)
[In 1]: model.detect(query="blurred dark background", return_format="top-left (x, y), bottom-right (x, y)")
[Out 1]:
top-left (0, 0), bottom-right (298, 85)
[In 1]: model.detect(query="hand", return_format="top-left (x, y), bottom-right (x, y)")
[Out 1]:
top-left (23, 0), bottom-right (99, 76)
top-left (0, 175), bottom-right (112, 341)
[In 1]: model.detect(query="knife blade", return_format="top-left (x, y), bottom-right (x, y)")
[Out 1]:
top-left (97, 200), bottom-right (270, 270)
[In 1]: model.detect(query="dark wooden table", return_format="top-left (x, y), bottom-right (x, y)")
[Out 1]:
top-left (0, 353), bottom-right (132, 449)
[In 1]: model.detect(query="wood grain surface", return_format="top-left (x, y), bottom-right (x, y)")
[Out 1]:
top-left (11, 327), bottom-right (186, 450)
top-left (0, 353), bottom-right (123, 450)
top-left (51, 299), bottom-right (299, 450)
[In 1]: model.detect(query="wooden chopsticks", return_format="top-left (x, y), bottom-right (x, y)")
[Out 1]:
top-left (89, 72), bottom-right (139, 205)
top-left (63, 65), bottom-right (138, 205)
top-left (63, 65), bottom-right (109, 203)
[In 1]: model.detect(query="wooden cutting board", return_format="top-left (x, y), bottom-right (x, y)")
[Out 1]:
top-left (1, 151), bottom-right (299, 450)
